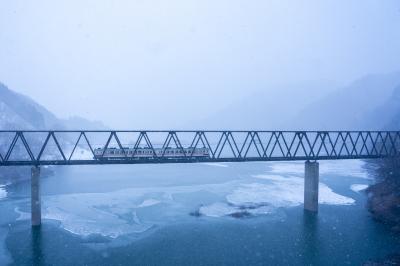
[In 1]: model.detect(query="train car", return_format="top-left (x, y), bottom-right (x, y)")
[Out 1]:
top-left (93, 147), bottom-right (210, 160)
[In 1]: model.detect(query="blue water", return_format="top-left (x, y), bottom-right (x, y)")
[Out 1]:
top-left (0, 161), bottom-right (399, 265)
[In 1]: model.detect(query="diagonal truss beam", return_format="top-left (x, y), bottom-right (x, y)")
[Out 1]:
top-left (0, 130), bottom-right (399, 166)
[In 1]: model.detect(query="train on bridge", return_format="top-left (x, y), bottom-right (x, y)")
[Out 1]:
top-left (2, 130), bottom-right (398, 226)
top-left (93, 147), bottom-right (210, 159)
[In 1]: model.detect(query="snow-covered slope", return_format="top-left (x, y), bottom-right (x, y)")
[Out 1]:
top-left (0, 82), bottom-right (107, 130)
top-left (0, 83), bottom-right (48, 129)
top-left (290, 72), bottom-right (400, 130)
top-left (0, 82), bottom-right (107, 183)
top-left (191, 72), bottom-right (400, 130)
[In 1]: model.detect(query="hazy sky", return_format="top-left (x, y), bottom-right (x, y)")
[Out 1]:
top-left (1, 0), bottom-right (400, 128)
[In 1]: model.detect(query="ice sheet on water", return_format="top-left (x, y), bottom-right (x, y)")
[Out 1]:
top-left (269, 160), bottom-right (370, 179)
top-left (350, 184), bottom-right (368, 193)
top-left (137, 199), bottom-right (161, 208)
top-left (199, 174), bottom-right (354, 218)
top-left (320, 160), bottom-right (370, 179)
top-left (249, 175), bottom-right (355, 206)
top-left (15, 207), bottom-right (30, 221)
top-left (44, 206), bottom-right (153, 238)
top-left (42, 191), bottom-right (162, 238)
top-left (202, 163), bottom-right (229, 168)
top-left (39, 182), bottom-right (238, 239)
top-left (13, 160), bottom-right (359, 239)
top-left (199, 202), bottom-right (274, 217)
top-left (199, 202), bottom-right (238, 217)
top-left (0, 186), bottom-right (7, 200)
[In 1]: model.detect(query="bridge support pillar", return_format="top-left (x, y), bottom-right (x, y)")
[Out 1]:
top-left (31, 166), bottom-right (41, 227)
top-left (304, 161), bottom-right (319, 213)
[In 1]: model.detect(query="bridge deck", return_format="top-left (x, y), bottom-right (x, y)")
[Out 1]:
top-left (0, 130), bottom-right (399, 166)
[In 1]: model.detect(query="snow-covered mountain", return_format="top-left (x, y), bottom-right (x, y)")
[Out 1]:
top-left (0, 82), bottom-right (107, 130)
top-left (0, 82), bottom-right (108, 183)
top-left (192, 80), bottom-right (338, 130)
top-left (290, 72), bottom-right (400, 130)
top-left (363, 85), bottom-right (400, 130)
top-left (193, 72), bottom-right (400, 131)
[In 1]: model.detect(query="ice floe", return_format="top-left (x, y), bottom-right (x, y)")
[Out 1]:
top-left (350, 184), bottom-right (368, 193)
top-left (41, 191), bottom-right (160, 238)
top-left (44, 205), bottom-right (153, 238)
top-left (199, 202), bottom-right (274, 218)
top-left (137, 199), bottom-right (161, 208)
top-left (199, 202), bottom-right (239, 217)
top-left (38, 182), bottom-right (236, 239)
top-left (251, 175), bottom-right (354, 206)
top-left (0, 186), bottom-right (7, 200)
top-left (203, 163), bottom-right (229, 168)
top-left (199, 175), bottom-right (355, 218)
top-left (269, 160), bottom-right (370, 179)
top-left (15, 207), bottom-right (30, 221)
top-left (320, 160), bottom-right (370, 179)
top-left (7, 160), bottom-right (360, 239)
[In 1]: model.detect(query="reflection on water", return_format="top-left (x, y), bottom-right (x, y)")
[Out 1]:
top-left (302, 211), bottom-right (319, 265)
top-left (31, 227), bottom-right (43, 266)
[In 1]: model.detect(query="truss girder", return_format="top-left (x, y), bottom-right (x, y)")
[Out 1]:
top-left (0, 131), bottom-right (399, 166)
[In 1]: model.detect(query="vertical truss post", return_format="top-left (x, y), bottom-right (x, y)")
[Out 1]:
top-left (31, 166), bottom-right (41, 227)
top-left (304, 161), bottom-right (319, 213)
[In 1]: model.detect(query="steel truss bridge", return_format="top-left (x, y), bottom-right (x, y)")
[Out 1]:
top-left (1, 130), bottom-right (400, 225)
top-left (0, 130), bottom-right (399, 166)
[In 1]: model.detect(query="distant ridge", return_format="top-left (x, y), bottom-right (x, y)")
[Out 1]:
top-left (290, 72), bottom-right (400, 130)
top-left (194, 72), bottom-right (400, 131)
top-left (0, 82), bottom-right (108, 130)
top-left (0, 82), bottom-right (108, 182)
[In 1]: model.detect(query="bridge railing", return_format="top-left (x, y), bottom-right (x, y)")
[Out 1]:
top-left (0, 131), bottom-right (399, 165)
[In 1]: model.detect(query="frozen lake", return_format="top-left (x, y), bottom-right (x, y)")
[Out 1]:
top-left (0, 160), bottom-right (399, 265)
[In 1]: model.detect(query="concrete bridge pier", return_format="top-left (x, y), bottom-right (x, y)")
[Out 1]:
top-left (31, 166), bottom-right (41, 227)
top-left (304, 161), bottom-right (319, 213)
